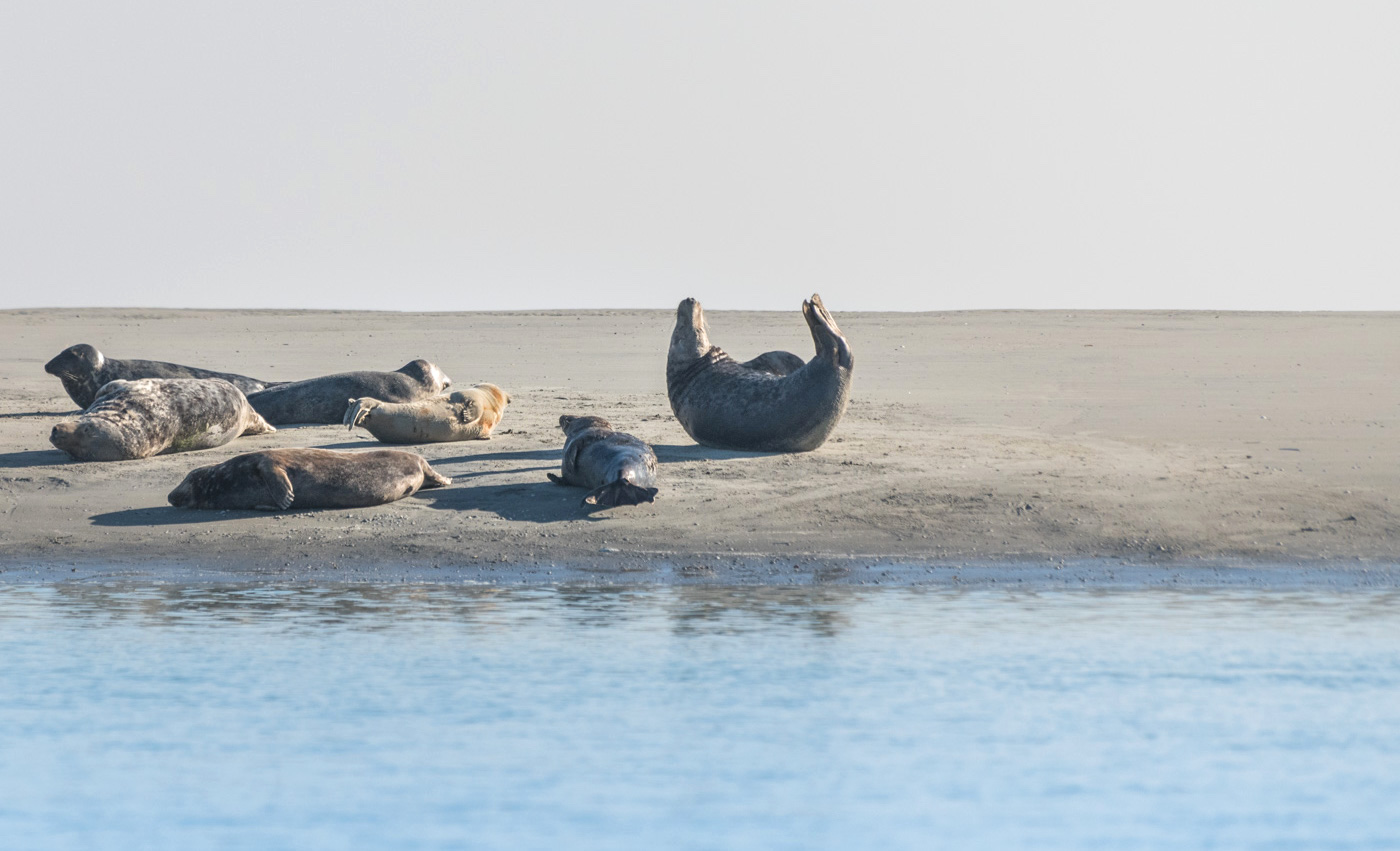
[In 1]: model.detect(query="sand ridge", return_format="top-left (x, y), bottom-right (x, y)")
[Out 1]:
top-left (1, 308), bottom-right (1396, 581)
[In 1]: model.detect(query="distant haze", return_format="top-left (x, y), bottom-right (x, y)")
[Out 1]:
top-left (3, 2), bottom-right (1397, 311)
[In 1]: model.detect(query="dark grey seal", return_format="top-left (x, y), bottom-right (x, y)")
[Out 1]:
top-left (547, 415), bottom-right (658, 507)
top-left (666, 293), bottom-right (854, 452)
top-left (49, 378), bottom-right (275, 462)
top-left (44, 343), bottom-right (274, 410)
top-left (168, 448), bottom-right (451, 511)
top-left (246, 359), bottom-right (451, 425)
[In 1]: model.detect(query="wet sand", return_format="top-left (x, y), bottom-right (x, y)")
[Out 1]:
top-left (1, 308), bottom-right (1396, 584)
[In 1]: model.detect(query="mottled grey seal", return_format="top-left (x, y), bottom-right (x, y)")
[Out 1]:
top-left (44, 343), bottom-right (274, 410)
top-left (547, 415), bottom-right (658, 507)
top-left (666, 293), bottom-right (853, 452)
top-left (49, 378), bottom-right (274, 462)
top-left (167, 448), bottom-right (451, 510)
top-left (246, 359), bottom-right (450, 425)
top-left (344, 383), bottom-right (510, 444)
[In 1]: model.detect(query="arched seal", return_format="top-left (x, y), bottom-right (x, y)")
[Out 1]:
top-left (44, 343), bottom-right (274, 410)
top-left (666, 293), bottom-right (853, 452)
top-left (49, 378), bottom-right (274, 462)
top-left (344, 383), bottom-right (510, 443)
top-left (547, 415), bottom-right (658, 507)
top-left (246, 359), bottom-right (450, 425)
top-left (168, 448), bottom-right (451, 511)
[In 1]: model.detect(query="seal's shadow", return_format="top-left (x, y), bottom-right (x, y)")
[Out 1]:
top-left (0, 410), bottom-right (75, 419)
top-left (651, 443), bottom-right (786, 463)
top-left (0, 448), bottom-right (71, 469)
top-left (422, 479), bottom-right (591, 523)
top-left (90, 506), bottom-right (266, 526)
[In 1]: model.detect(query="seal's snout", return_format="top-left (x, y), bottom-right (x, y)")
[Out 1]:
top-left (49, 421), bottom-right (78, 451)
top-left (168, 479), bottom-right (192, 507)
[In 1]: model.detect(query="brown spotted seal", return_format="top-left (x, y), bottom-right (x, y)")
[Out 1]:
top-left (167, 448), bottom-right (451, 510)
top-left (666, 293), bottom-right (853, 452)
top-left (344, 383), bottom-right (510, 444)
top-left (49, 378), bottom-right (274, 462)
top-left (547, 415), bottom-right (658, 507)
top-left (45, 343), bottom-right (274, 410)
top-left (246, 359), bottom-right (450, 425)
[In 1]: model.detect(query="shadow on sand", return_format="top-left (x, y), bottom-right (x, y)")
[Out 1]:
top-left (0, 448), bottom-right (72, 470)
top-left (651, 443), bottom-right (785, 463)
top-left (422, 478), bottom-right (600, 523)
top-left (89, 505), bottom-right (271, 527)
top-left (0, 410), bottom-right (75, 420)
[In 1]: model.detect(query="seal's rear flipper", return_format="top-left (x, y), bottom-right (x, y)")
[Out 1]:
top-left (547, 473), bottom-right (568, 486)
top-left (803, 293), bottom-right (853, 370)
top-left (582, 481), bottom-right (659, 507)
top-left (421, 460), bottom-right (452, 488)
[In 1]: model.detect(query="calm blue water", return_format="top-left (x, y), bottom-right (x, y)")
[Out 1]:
top-left (1, 583), bottom-right (1398, 850)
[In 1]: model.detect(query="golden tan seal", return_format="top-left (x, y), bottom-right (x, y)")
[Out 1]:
top-left (343, 384), bottom-right (510, 444)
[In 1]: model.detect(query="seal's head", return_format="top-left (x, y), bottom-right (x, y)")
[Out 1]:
top-left (44, 344), bottom-right (104, 379)
top-left (399, 359), bottom-right (451, 393)
top-left (49, 419), bottom-right (126, 462)
top-left (669, 298), bottom-right (712, 364)
top-left (168, 464), bottom-right (215, 508)
top-left (558, 414), bottom-right (611, 436)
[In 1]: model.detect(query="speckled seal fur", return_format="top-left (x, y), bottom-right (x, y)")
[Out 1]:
top-left (666, 293), bottom-right (854, 452)
top-left (168, 448), bottom-right (451, 510)
top-left (344, 383), bottom-right (510, 444)
top-left (246, 359), bottom-right (450, 425)
top-left (44, 343), bottom-right (274, 410)
top-left (547, 414), bottom-right (658, 507)
top-left (49, 378), bottom-right (274, 462)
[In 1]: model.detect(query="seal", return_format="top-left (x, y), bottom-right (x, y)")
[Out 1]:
top-left (167, 448), bottom-right (451, 510)
top-left (344, 383), bottom-right (510, 444)
top-left (666, 293), bottom-right (853, 452)
top-left (547, 414), bottom-right (658, 507)
top-left (44, 343), bottom-right (274, 410)
top-left (49, 378), bottom-right (274, 462)
top-left (246, 359), bottom-right (451, 425)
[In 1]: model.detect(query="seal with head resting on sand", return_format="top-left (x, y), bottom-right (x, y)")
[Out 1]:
top-left (547, 414), bottom-right (658, 507)
top-left (246, 359), bottom-right (450, 425)
top-left (44, 343), bottom-right (275, 410)
top-left (666, 293), bottom-right (853, 452)
top-left (49, 378), bottom-right (274, 462)
top-left (344, 383), bottom-right (510, 444)
top-left (168, 447), bottom-right (451, 510)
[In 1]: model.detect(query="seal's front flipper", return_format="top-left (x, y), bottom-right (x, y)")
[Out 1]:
top-left (257, 458), bottom-right (295, 511)
top-left (343, 398), bottom-right (375, 430)
top-left (582, 481), bottom-right (659, 507)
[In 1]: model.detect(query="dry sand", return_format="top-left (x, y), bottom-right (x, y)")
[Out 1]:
top-left (1, 307), bottom-right (1396, 584)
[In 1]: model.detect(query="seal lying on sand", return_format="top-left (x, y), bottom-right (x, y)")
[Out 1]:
top-left (45, 343), bottom-right (274, 410)
top-left (344, 383), bottom-right (510, 443)
top-left (547, 415), bottom-right (658, 507)
top-left (49, 378), bottom-right (274, 462)
top-left (666, 293), bottom-right (853, 452)
top-left (246, 360), bottom-right (450, 425)
top-left (168, 448), bottom-right (450, 510)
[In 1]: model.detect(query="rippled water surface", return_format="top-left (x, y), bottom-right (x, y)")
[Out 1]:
top-left (2, 583), bottom-right (1398, 850)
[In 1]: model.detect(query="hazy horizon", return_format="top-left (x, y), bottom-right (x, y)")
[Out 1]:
top-left (4, 2), bottom-right (1397, 312)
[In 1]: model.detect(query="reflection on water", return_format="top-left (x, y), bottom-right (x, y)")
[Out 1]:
top-left (2, 583), bottom-right (1399, 849)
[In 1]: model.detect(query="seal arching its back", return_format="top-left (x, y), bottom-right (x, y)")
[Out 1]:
top-left (666, 294), bottom-right (853, 452)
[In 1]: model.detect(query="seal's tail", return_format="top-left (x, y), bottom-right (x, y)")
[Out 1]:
top-left (583, 481), bottom-right (659, 507)
top-left (343, 398), bottom-right (375, 430)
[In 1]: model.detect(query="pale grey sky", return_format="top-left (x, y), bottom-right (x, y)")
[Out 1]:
top-left (3, 2), bottom-right (1397, 311)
